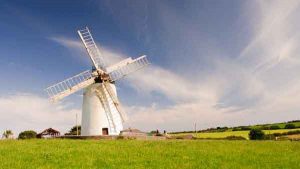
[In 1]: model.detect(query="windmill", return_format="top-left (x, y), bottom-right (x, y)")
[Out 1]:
top-left (45, 27), bottom-right (150, 136)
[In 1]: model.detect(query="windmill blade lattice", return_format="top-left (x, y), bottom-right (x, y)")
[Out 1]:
top-left (78, 27), bottom-right (106, 70)
top-left (103, 82), bottom-right (128, 122)
top-left (108, 55), bottom-right (150, 81)
top-left (94, 88), bottom-right (117, 134)
top-left (45, 27), bottom-right (150, 136)
top-left (45, 70), bottom-right (95, 102)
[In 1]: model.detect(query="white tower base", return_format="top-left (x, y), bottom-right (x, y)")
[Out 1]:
top-left (81, 83), bottom-right (123, 136)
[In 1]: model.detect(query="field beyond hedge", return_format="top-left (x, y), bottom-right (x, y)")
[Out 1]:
top-left (0, 139), bottom-right (299, 169)
top-left (172, 128), bottom-right (300, 139)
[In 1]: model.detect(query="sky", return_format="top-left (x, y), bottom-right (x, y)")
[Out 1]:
top-left (0, 0), bottom-right (300, 136)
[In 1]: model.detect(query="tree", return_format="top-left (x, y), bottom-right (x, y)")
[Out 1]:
top-left (270, 125), bottom-right (280, 130)
top-left (65, 125), bottom-right (81, 135)
top-left (18, 130), bottom-right (37, 139)
top-left (232, 127), bottom-right (240, 131)
top-left (240, 126), bottom-right (251, 131)
top-left (249, 129), bottom-right (265, 140)
top-left (2, 130), bottom-right (13, 139)
top-left (284, 123), bottom-right (296, 129)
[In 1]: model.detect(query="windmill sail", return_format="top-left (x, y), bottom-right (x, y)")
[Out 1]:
top-left (103, 82), bottom-right (128, 122)
top-left (45, 27), bottom-right (150, 136)
top-left (45, 70), bottom-right (95, 101)
top-left (78, 27), bottom-right (106, 70)
top-left (94, 87), bottom-right (117, 134)
top-left (108, 55), bottom-right (150, 81)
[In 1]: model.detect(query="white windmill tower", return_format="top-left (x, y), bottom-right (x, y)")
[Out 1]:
top-left (45, 27), bottom-right (149, 136)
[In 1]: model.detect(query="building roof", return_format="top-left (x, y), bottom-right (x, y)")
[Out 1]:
top-left (38, 128), bottom-right (60, 136)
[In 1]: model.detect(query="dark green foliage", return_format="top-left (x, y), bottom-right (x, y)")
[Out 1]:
top-left (265, 130), bottom-right (300, 140)
top-left (260, 125), bottom-right (270, 130)
top-left (224, 136), bottom-right (247, 140)
top-left (232, 126), bottom-right (251, 131)
top-left (240, 126), bottom-right (251, 131)
top-left (285, 124), bottom-right (296, 129)
top-left (169, 120), bottom-right (300, 134)
top-left (65, 125), bottom-right (81, 135)
top-left (287, 120), bottom-right (300, 123)
top-left (18, 130), bottom-right (37, 139)
top-left (270, 125), bottom-right (280, 130)
top-left (273, 130), bottom-right (300, 137)
top-left (249, 129), bottom-right (265, 140)
top-left (287, 130), bottom-right (300, 135)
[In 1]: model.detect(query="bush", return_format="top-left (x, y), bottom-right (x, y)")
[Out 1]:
top-left (240, 126), bottom-right (251, 131)
top-left (263, 134), bottom-right (276, 140)
top-left (260, 126), bottom-right (270, 130)
top-left (232, 127), bottom-right (240, 131)
top-left (249, 129), bottom-right (265, 140)
top-left (287, 120), bottom-right (300, 123)
top-left (270, 125), bottom-right (280, 130)
top-left (225, 136), bottom-right (247, 140)
top-left (18, 130), bottom-right (37, 139)
top-left (284, 124), bottom-right (296, 129)
top-left (273, 130), bottom-right (300, 137)
top-left (65, 125), bottom-right (81, 135)
top-left (286, 130), bottom-right (300, 135)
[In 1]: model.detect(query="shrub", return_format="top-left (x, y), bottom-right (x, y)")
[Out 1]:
top-left (286, 130), bottom-right (300, 135)
top-left (270, 125), bottom-right (280, 130)
top-left (240, 126), bottom-right (251, 131)
top-left (263, 134), bottom-right (276, 140)
top-left (65, 125), bottom-right (81, 135)
top-left (260, 126), bottom-right (270, 130)
top-left (287, 120), bottom-right (300, 123)
top-left (249, 129), bottom-right (265, 140)
top-left (284, 124), bottom-right (296, 129)
top-left (232, 127), bottom-right (240, 131)
top-left (225, 136), bottom-right (247, 140)
top-left (18, 130), bottom-right (37, 139)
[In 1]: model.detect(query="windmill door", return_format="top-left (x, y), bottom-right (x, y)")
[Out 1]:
top-left (102, 128), bottom-right (109, 135)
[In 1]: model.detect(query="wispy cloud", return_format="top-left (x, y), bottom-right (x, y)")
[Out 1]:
top-left (49, 5), bottom-right (300, 131)
top-left (3, 1), bottom-right (298, 133)
top-left (239, 0), bottom-right (300, 72)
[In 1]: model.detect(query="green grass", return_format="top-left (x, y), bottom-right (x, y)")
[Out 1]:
top-left (0, 139), bottom-right (299, 169)
top-left (172, 129), bottom-right (300, 139)
top-left (252, 121), bottom-right (300, 129)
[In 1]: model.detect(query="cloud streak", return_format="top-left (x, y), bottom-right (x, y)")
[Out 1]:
top-left (49, 0), bottom-right (300, 130)
top-left (2, 1), bottom-right (300, 134)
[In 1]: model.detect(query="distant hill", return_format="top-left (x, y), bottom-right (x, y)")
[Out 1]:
top-left (170, 120), bottom-right (300, 134)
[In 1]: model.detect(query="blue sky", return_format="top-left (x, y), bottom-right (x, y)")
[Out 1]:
top-left (1, 0), bottom-right (300, 135)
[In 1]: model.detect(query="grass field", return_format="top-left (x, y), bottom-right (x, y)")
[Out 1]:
top-left (0, 139), bottom-right (299, 169)
top-left (172, 129), bottom-right (300, 139)
top-left (251, 121), bottom-right (300, 129)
